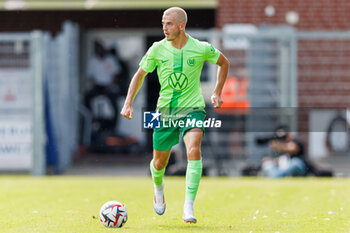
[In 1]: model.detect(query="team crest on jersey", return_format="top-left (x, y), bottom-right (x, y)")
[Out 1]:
top-left (187, 58), bottom-right (195, 67)
top-left (168, 72), bottom-right (188, 91)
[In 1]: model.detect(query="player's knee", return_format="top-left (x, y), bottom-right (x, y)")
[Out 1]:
top-left (187, 145), bottom-right (201, 156)
top-left (153, 159), bottom-right (166, 170)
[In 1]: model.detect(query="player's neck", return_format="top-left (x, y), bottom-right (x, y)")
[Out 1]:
top-left (171, 32), bottom-right (188, 49)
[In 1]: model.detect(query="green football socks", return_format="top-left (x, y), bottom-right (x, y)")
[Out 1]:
top-left (150, 160), bottom-right (165, 187)
top-left (185, 160), bottom-right (203, 201)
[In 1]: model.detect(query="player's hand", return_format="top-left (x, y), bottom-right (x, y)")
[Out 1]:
top-left (211, 94), bottom-right (223, 108)
top-left (120, 105), bottom-right (133, 120)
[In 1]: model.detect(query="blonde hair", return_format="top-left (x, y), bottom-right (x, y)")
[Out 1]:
top-left (164, 7), bottom-right (187, 24)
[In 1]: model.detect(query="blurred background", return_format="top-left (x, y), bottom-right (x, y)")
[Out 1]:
top-left (0, 0), bottom-right (349, 177)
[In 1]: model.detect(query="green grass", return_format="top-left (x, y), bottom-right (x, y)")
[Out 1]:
top-left (0, 176), bottom-right (349, 233)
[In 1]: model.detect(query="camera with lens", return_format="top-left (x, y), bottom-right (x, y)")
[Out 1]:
top-left (255, 134), bottom-right (287, 145)
top-left (255, 126), bottom-right (288, 145)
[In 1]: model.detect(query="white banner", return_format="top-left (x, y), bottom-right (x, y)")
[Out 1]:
top-left (0, 69), bottom-right (32, 170)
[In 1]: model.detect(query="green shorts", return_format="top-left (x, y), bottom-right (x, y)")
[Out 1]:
top-left (153, 111), bottom-right (206, 151)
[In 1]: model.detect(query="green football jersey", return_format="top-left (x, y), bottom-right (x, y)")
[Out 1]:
top-left (139, 34), bottom-right (220, 113)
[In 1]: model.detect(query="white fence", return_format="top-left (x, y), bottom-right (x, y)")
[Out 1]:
top-left (0, 21), bottom-right (79, 175)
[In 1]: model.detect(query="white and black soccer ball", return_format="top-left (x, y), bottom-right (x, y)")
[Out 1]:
top-left (99, 201), bottom-right (128, 228)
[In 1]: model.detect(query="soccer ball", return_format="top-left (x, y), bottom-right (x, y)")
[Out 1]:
top-left (99, 201), bottom-right (128, 228)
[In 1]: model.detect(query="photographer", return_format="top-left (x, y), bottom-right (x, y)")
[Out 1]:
top-left (260, 126), bottom-right (307, 178)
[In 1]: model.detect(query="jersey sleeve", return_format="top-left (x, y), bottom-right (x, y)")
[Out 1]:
top-left (204, 42), bottom-right (221, 64)
top-left (139, 43), bottom-right (157, 73)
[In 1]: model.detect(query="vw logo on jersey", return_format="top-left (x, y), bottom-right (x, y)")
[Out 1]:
top-left (168, 72), bottom-right (188, 91)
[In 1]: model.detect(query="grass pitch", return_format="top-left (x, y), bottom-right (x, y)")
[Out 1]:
top-left (0, 176), bottom-right (349, 233)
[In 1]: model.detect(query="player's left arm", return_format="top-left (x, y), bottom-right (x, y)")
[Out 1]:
top-left (211, 53), bottom-right (230, 108)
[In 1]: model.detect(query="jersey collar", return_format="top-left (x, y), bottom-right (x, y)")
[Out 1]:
top-left (168, 33), bottom-right (191, 51)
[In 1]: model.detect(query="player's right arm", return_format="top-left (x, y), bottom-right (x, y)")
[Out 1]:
top-left (120, 67), bottom-right (148, 120)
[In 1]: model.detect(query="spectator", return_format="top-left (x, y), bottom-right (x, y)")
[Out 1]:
top-left (214, 68), bottom-right (250, 158)
top-left (261, 126), bottom-right (307, 178)
top-left (84, 40), bottom-right (121, 132)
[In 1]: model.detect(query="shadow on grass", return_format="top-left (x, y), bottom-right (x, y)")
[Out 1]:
top-left (120, 224), bottom-right (236, 232)
top-left (157, 224), bottom-right (235, 231)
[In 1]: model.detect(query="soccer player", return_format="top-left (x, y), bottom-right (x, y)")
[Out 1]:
top-left (120, 7), bottom-right (229, 223)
